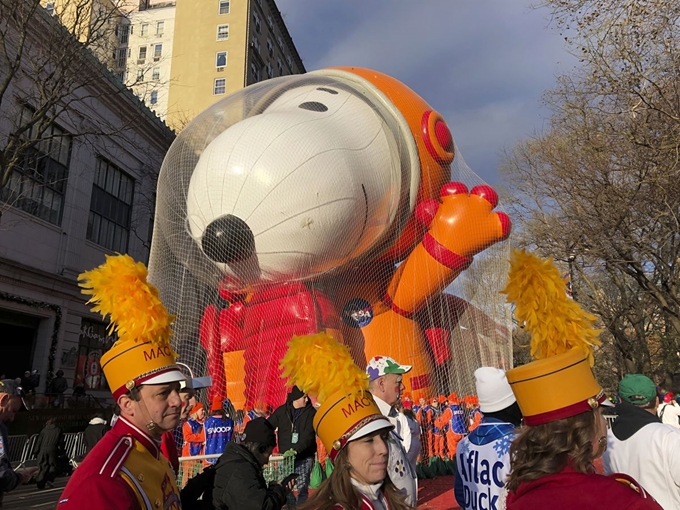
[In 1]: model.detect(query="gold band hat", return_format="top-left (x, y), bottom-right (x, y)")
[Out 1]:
top-left (79, 254), bottom-right (185, 399)
top-left (280, 333), bottom-right (393, 460)
top-left (502, 250), bottom-right (612, 426)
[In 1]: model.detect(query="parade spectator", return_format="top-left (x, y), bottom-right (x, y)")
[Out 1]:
top-left (0, 379), bottom-right (38, 506)
top-left (204, 395), bottom-right (234, 464)
top-left (603, 374), bottom-right (680, 509)
top-left (212, 417), bottom-right (293, 510)
top-left (21, 370), bottom-right (35, 409)
top-left (268, 385), bottom-right (317, 505)
top-left (366, 355), bottom-right (417, 506)
top-left (83, 414), bottom-right (109, 454)
top-left (657, 392), bottom-right (680, 429)
top-left (35, 417), bottom-right (64, 490)
top-left (49, 370), bottom-right (68, 408)
top-left (455, 367), bottom-right (521, 510)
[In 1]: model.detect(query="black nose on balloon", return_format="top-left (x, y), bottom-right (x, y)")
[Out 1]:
top-left (202, 214), bottom-right (255, 263)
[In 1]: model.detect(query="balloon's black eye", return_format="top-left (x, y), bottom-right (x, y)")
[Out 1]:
top-left (298, 101), bottom-right (328, 112)
top-left (316, 87), bottom-right (338, 95)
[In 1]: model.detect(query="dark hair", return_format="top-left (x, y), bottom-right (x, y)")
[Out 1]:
top-left (56, 370), bottom-right (64, 377)
top-left (507, 411), bottom-right (597, 493)
top-left (402, 409), bottom-right (416, 421)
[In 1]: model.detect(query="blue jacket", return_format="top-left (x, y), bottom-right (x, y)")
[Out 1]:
top-left (204, 415), bottom-right (234, 463)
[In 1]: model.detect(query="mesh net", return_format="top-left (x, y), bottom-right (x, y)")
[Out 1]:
top-left (147, 68), bottom-right (512, 411)
top-left (176, 454), bottom-right (294, 489)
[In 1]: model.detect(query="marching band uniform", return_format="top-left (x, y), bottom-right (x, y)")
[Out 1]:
top-left (57, 255), bottom-right (185, 510)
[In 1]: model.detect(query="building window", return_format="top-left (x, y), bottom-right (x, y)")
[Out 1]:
top-left (267, 14), bottom-right (273, 30)
top-left (218, 0), bottom-right (230, 14)
top-left (277, 58), bottom-right (283, 75)
top-left (216, 24), bottom-right (229, 41)
top-left (277, 35), bottom-right (284, 49)
top-left (216, 51), bottom-right (227, 67)
top-left (266, 61), bottom-right (272, 78)
top-left (152, 67), bottom-right (160, 80)
top-left (119, 25), bottom-right (129, 44)
top-left (250, 62), bottom-right (260, 82)
top-left (87, 158), bottom-right (133, 253)
top-left (0, 108), bottom-right (71, 226)
top-left (136, 68), bottom-right (144, 80)
top-left (156, 21), bottom-right (164, 36)
top-left (73, 319), bottom-right (115, 391)
top-left (266, 38), bottom-right (273, 57)
top-left (253, 12), bottom-right (261, 33)
top-left (153, 44), bottom-right (162, 61)
top-left (214, 78), bottom-right (226, 95)
top-left (45, 2), bottom-right (55, 15)
top-left (117, 48), bottom-right (127, 68)
top-left (138, 46), bottom-right (147, 63)
top-left (150, 91), bottom-right (158, 104)
top-left (286, 54), bottom-right (292, 68)
top-left (141, 23), bottom-right (148, 36)
top-left (251, 35), bottom-right (260, 54)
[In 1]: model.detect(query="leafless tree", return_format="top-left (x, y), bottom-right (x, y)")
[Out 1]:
top-left (0, 0), bottom-right (168, 198)
top-left (502, 0), bottom-right (680, 384)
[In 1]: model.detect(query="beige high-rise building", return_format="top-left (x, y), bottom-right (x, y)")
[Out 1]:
top-left (121, 0), bottom-right (305, 129)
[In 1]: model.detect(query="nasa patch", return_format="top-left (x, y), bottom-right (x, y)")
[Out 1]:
top-left (342, 298), bottom-right (373, 329)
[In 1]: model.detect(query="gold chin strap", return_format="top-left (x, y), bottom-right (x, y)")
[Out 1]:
top-left (135, 389), bottom-right (164, 436)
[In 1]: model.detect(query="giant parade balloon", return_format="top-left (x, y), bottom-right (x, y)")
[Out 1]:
top-left (148, 67), bottom-right (513, 409)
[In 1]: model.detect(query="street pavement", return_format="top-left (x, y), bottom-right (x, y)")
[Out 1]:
top-left (2, 477), bottom-right (69, 509)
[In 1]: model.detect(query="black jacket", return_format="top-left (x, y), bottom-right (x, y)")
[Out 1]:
top-left (267, 396), bottom-right (316, 459)
top-left (83, 419), bottom-right (109, 454)
top-left (212, 442), bottom-right (286, 510)
top-left (35, 423), bottom-right (63, 456)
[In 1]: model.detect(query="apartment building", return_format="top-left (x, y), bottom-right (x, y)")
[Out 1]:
top-left (120, 0), bottom-right (305, 128)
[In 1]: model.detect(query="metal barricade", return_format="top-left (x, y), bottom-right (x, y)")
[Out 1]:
top-left (6, 435), bottom-right (28, 467)
top-left (63, 432), bottom-right (83, 463)
top-left (16, 434), bottom-right (40, 468)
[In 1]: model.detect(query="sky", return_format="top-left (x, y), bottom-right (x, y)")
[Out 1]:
top-left (276, 0), bottom-right (578, 185)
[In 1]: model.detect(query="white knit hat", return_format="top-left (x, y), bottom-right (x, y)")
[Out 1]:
top-left (474, 367), bottom-right (516, 413)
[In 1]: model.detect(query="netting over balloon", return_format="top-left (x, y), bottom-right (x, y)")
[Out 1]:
top-left (147, 68), bottom-right (512, 411)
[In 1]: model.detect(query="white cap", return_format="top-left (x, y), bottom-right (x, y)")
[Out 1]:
top-left (474, 367), bottom-right (516, 413)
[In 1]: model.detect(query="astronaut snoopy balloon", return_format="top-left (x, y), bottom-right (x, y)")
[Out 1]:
top-left (181, 68), bottom-right (510, 407)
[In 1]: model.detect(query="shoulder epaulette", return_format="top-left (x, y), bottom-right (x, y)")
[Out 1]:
top-left (99, 435), bottom-right (134, 478)
top-left (611, 473), bottom-right (654, 499)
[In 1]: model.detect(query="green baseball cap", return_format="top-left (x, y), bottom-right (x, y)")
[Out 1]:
top-left (618, 374), bottom-right (657, 405)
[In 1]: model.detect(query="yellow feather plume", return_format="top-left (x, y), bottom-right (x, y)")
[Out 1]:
top-left (78, 254), bottom-right (175, 350)
top-left (280, 333), bottom-right (368, 404)
top-left (501, 249), bottom-right (601, 365)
